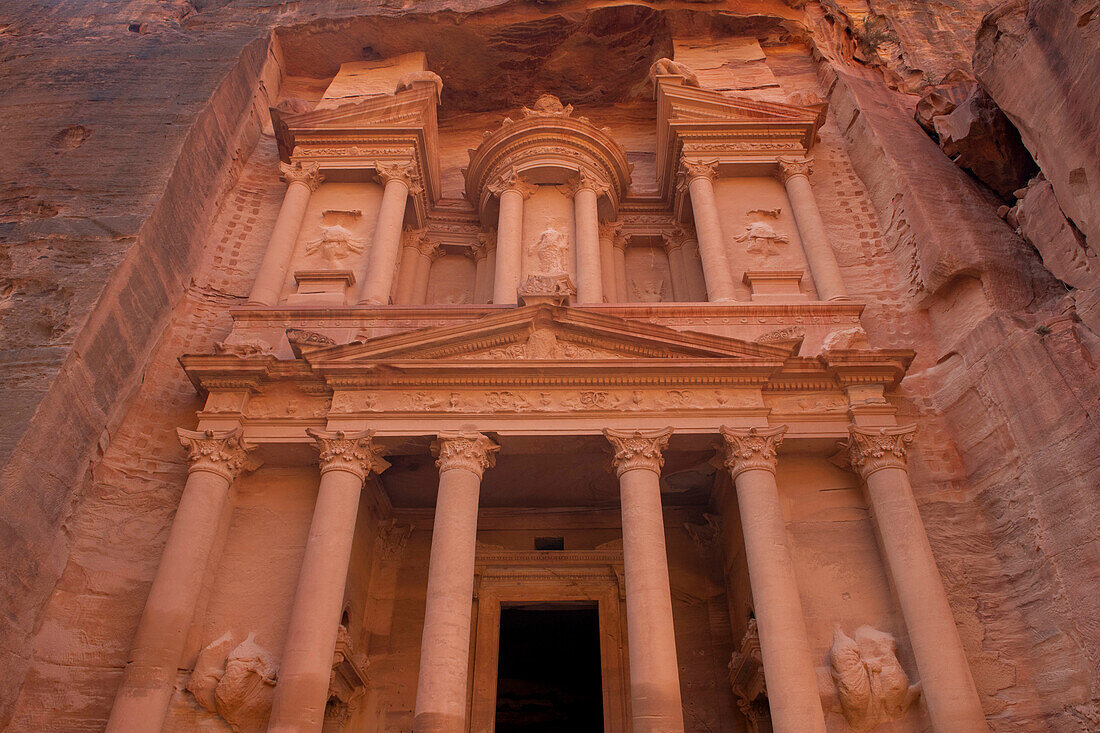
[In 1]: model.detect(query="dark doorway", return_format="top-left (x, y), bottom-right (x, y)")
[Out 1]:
top-left (495, 603), bottom-right (604, 732)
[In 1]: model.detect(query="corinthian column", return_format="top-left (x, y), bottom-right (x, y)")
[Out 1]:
top-left (490, 170), bottom-right (537, 306)
top-left (848, 426), bottom-right (986, 731)
top-left (777, 158), bottom-right (848, 301)
top-left (248, 162), bottom-right (323, 306)
top-left (563, 171), bottom-right (606, 304)
top-left (107, 428), bottom-right (257, 733)
top-left (395, 230), bottom-right (428, 305)
top-left (359, 162), bottom-right (419, 305)
top-left (612, 229), bottom-right (629, 302)
top-left (414, 433), bottom-right (500, 733)
top-left (663, 229), bottom-right (690, 302)
top-left (719, 426), bottom-right (827, 733)
top-left (681, 158), bottom-right (737, 302)
top-left (597, 223), bottom-right (620, 302)
top-left (268, 430), bottom-right (390, 733)
top-left (604, 428), bottom-right (685, 733)
top-left (473, 231), bottom-right (496, 304)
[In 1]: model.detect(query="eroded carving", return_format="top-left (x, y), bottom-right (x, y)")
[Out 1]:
top-left (649, 57), bottom-right (701, 88)
top-left (395, 69), bottom-right (443, 97)
top-left (187, 632), bottom-right (278, 733)
top-left (735, 221), bottom-right (790, 256)
top-left (825, 626), bottom-right (921, 731)
top-left (305, 225), bottom-right (365, 263)
top-left (213, 338), bottom-right (273, 357)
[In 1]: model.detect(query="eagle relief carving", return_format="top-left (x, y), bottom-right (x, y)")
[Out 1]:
top-left (305, 225), bottom-right (365, 263)
top-left (735, 221), bottom-right (789, 257)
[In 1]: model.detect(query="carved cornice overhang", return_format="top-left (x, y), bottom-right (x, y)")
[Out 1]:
top-left (465, 100), bottom-right (632, 222)
top-left (271, 83), bottom-right (442, 226)
top-left (653, 75), bottom-right (822, 204)
top-left (821, 349), bottom-right (915, 390)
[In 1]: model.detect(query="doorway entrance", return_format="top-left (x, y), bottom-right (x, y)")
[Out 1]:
top-left (494, 603), bottom-right (603, 732)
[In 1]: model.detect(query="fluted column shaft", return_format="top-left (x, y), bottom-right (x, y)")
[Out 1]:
top-left (605, 428), bottom-right (685, 733)
top-left (359, 163), bottom-right (417, 305)
top-left (491, 173), bottom-right (535, 306)
top-left (569, 176), bottom-right (604, 304)
top-left (107, 429), bottom-right (256, 733)
top-left (720, 426), bottom-right (827, 733)
top-left (267, 430), bottom-right (389, 733)
top-left (248, 163), bottom-right (323, 306)
top-left (682, 159), bottom-right (737, 302)
top-left (849, 426), bottom-right (986, 731)
top-left (779, 158), bottom-right (848, 301)
top-left (414, 433), bottom-right (500, 733)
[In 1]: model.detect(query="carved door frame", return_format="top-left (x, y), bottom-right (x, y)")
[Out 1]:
top-left (467, 549), bottom-right (629, 733)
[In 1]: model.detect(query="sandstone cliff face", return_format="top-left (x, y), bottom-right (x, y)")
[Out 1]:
top-left (1, 0), bottom-right (1097, 730)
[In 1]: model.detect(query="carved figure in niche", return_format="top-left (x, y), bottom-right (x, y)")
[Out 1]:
top-left (187, 632), bottom-right (278, 733)
top-left (631, 277), bottom-right (669, 303)
top-left (649, 58), bottom-right (701, 87)
top-left (529, 226), bottom-right (570, 275)
top-left (305, 225), bottom-right (365, 264)
top-left (435, 289), bottom-right (472, 305)
top-left (735, 221), bottom-right (789, 257)
top-left (824, 626), bottom-right (921, 731)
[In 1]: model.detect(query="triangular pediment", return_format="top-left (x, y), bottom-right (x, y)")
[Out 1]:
top-left (274, 85), bottom-right (437, 133)
top-left (658, 80), bottom-right (822, 128)
top-left (305, 305), bottom-right (794, 365)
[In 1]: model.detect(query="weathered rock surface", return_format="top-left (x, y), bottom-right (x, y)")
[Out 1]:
top-left (0, 0), bottom-right (1098, 731)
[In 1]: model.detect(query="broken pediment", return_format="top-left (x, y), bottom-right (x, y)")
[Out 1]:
top-left (305, 305), bottom-right (795, 364)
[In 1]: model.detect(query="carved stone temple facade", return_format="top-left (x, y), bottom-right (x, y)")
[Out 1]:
top-left (88, 53), bottom-right (984, 733)
top-left (5, 3), bottom-right (1099, 733)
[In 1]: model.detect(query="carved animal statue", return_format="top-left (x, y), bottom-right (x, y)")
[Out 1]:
top-left (649, 57), bottom-right (701, 87)
top-left (827, 626), bottom-right (921, 731)
top-left (395, 70), bottom-right (443, 98)
top-left (529, 227), bottom-right (570, 275)
top-left (187, 632), bottom-right (278, 733)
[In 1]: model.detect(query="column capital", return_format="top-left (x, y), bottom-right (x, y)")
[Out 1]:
top-left (280, 161), bottom-right (324, 192)
top-left (679, 157), bottom-right (720, 183)
top-left (559, 169), bottom-right (609, 198)
top-left (307, 428), bottom-right (390, 481)
top-left (847, 424), bottom-right (917, 478)
top-left (177, 427), bottom-right (259, 481)
top-left (488, 168), bottom-right (537, 200)
top-left (375, 160), bottom-right (422, 195)
top-left (777, 157), bottom-right (814, 183)
top-left (432, 431), bottom-right (500, 478)
top-left (664, 226), bottom-right (694, 252)
top-left (604, 427), bottom-right (673, 477)
top-left (719, 425), bottom-right (787, 480)
top-left (473, 230), bottom-right (496, 260)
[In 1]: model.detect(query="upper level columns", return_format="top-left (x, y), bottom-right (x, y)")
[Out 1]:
top-left (778, 158), bottom-right (848, 301)
top-left (248, 162), bottom-right (323, 306)
top-left (848, 426), bottom-right (986, 731)
top-left (107, 428), bottom-right (256, 733)
top-left (490, 171), bottom-right (537, 306)
top-left (359, 162), bottom-right (419, 305)
top-left (605, 428), bottom-right (685, 733)
top-left (681, 158), bottom-right (738, 302)
top-left (719, 426), bottom-right (827, 733)
top-left (597, 223), bottom-right (620, 303)
top-left (563, 171), bottom-right (606, 304)
top-left (473, 231), bottom-right (496, 304)
top-left (414, 432), bottom-right (500, 733)
top-left (268, 430), bottom-right (390, 733)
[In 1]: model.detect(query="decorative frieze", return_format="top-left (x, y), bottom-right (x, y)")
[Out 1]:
top-left (431, 431), bottom-right (500, 478)
top-left (177, 427), bottom-right (258, 481)
top-left (307, 428), bottom-right (390, 480)
top-left (719, 425), bottom-right (787, 479)
top-left (847, 425), bottom-right (917, 478)
top-left (604, 427), bottom-right (672, 476)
